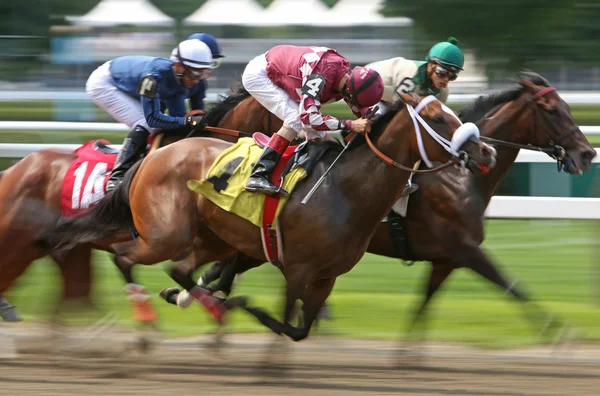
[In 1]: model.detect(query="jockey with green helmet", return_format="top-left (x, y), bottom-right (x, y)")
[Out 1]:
top-left (366, 37), bottom-right (464, 111)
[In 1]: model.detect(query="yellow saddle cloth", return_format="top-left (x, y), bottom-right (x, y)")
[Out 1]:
top-left (187, 137), bottom-right (307, 228)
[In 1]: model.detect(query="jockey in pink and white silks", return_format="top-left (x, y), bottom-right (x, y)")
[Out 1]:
top-left (242, 45), bottom-right (385, 196)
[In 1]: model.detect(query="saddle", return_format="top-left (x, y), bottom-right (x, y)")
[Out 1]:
top-left (252, 132), bottom-right (337, 177)
top-left (187, 134), bottom-right (337, 266)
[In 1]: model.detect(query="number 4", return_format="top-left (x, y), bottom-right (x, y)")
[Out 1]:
top-left (305, 78), bottom-right (322, 96)
top-left (302, 74), bottom-right (325, 99)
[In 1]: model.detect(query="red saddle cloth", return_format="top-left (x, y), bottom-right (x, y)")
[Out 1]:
top-left (60, 140), bottom-right (117, 217)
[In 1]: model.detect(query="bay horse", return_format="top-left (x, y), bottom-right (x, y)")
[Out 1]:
top-left (166, 72), bottom-right (596, 340)
top-left (0, 87), bottom-right (279, 322)
top-left (34, 92), bottom-right (497, 341)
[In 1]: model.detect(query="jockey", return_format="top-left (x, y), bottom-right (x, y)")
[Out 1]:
top-left (366, 37), bottom-right (464, 111)
top-left (186, 32), bottom-right (225, 78)
top-left (86, 39), bottom-right (215, 190)
top-left (242, 45), bottom-right (385, 196)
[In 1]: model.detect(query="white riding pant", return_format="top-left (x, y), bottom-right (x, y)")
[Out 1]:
top-left (242, 54), bottom-right (325, 140)
top-left (86, 61), bottom-right (156, 134)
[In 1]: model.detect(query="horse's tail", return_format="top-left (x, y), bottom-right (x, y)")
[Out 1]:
top-left (37, 160), bottom-right (143, 251)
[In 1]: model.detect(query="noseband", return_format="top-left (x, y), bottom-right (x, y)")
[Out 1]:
top-left (364, 95), bottom-right (473, 174)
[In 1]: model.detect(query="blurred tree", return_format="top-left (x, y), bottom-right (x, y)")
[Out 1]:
top-left (381, 0), bottom-right (600, 75)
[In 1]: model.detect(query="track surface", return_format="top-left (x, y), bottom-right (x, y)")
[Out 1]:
top-left (1, 329), bottom-right (599, 396)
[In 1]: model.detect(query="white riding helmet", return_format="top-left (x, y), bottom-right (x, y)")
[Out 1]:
top-left (170, 39), bottom-right (215, 69)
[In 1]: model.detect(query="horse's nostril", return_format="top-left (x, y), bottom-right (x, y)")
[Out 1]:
top-left (481, 145), bottom-right (496, 158)
top-left (582, 150), bottom-right (597, 160)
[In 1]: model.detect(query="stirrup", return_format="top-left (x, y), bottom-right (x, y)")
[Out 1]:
top-left (400, 183), bottom-right (419, 197)
top-left (246, 177), bottom-right (289, 196)
top-left (106, 177), bottom-right (123, 192)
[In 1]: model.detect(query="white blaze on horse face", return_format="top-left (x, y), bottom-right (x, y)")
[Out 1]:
top-left (450, 122), bottom-right (481, 153)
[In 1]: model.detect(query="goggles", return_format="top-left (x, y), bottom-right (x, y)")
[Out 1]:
top-left (434, 64), bottom-right (459, 81)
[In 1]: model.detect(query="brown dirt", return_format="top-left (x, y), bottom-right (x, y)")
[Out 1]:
top-left (0, 328), bottom-right (599, 396)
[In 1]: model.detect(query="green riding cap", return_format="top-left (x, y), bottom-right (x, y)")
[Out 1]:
top-left (426, 37), bottom-right (464, 71)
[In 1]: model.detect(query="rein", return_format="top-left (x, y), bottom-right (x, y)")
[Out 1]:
top-left (364, 131), bottom-right (460, 173)
top-left (363, 96), bottom-right (464, 174)
top-left (186, 125), bottom-right (252, 139)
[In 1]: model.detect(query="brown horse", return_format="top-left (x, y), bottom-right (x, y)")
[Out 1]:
top-left (0, 87), bottom-right (278, 322)
top-left (166, 72), bottom-right (596, 339)
top-left (34, 92), bottom-right (496, 341)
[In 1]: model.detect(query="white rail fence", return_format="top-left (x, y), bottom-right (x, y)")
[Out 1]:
top-left (1, 121), bottom-right (600, 136)
top-left (0, 142), bottom-right (599, 220)
top-left (3, 91), bottom-right (600, 104)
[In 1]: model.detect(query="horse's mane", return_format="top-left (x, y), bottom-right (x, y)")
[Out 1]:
top-left (204, 85), bottom-right (251, 126)
top-left (458, 71), bottom-right (550, 123)
top-left (368, 100), bottom-right (407, 139)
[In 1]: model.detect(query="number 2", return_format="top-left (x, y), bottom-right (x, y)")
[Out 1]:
top-left (71, 161), bottom-right (108, 209)
top-left (396, 77), bottom-right (416, 95)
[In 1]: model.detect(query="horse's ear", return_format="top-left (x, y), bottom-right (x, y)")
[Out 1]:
top-left (519, 77), bottom-right (538, 91)
top-left (398, 93), bottom-right (418, 107)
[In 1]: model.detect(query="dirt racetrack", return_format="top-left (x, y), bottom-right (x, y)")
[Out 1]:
top-left (1, 327), bottom-right (599, 396)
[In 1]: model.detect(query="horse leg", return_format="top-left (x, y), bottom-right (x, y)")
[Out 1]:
top-left (407, 261), bottom-right (454, 335)
top-left (52, 245), bottom-right (97, 323)
top-left (112, 248), bottom-right (158, 325)
top-left (167, 235), bottom-right (236, 324)
top-left (460, 246), bottom-right (566, 339)
top-left (286, 278), bottom-right (336, 342)
top-left (243, 271), bottom-right (306, 337)
top-left (171, 266), bottom-right (230, 325)
top-left (211, 252), bottom-right (264, 295)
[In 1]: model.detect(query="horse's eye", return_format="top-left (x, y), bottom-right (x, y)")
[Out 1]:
top-left (432, 115), bottom-right (444, 124)
top-left (547, 108), bottom-right (559, 116)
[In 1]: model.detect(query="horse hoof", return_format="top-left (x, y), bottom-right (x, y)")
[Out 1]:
top-left (159, 288), bottom-right (180, 304)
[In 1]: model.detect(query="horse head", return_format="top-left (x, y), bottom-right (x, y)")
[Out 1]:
top-left (388, 92), bottom-right (497, 172)
top-left (517, 72), bottom-right (596, 174)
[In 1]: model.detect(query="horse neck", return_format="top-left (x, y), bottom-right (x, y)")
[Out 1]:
top-left (221, 97), bottom-right (279, 136)
top-left (338, 110), bottom-right (420, 228)
top-left (478, 97), bottom-right (533, 204)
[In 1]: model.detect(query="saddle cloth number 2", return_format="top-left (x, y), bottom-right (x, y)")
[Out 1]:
top-left (71, 161), bottom-right (108, 210)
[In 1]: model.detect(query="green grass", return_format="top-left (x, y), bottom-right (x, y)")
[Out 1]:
top-left (6, 219), bottom-right (600, 347)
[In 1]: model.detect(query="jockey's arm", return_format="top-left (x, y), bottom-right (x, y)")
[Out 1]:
top-left (189, 80), bottom-right (207, 111)
top-left (299, 95), bottom-right (352, 132)
top-left (141, 95), bottom-right (185, 129)
top-left (164, 96), bottom-right (187, 118)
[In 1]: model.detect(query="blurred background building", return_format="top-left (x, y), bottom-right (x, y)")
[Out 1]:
top-left (3, 0), bottom-right (599, 97)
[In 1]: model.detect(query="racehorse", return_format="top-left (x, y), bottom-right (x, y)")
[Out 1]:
top-left (164, 72), bottom-right (596, 340)
top-left (34, 92), bottom-right (497, 341)
top-left (0, 87), bottom-right (279, 323)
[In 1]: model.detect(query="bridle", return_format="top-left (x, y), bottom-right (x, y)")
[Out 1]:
top-left (364, 95), bottom-right (474, 174)
top-left (479, 85), bottom-right (578, 172)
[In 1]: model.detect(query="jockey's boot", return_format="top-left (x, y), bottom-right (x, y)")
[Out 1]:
top-left (246, 133), bottom-right (290, 196)
top-left (106, 126), bottom-right (149, 191)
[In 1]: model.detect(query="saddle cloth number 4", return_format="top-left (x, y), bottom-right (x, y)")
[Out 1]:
top-left (71, 161), bottom-right (108, 210)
